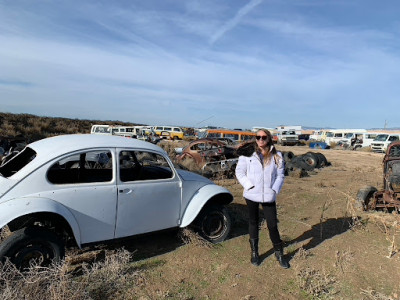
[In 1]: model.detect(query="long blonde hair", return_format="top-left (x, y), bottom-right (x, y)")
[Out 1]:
top-left (255, 129), bottom-right (282, 167)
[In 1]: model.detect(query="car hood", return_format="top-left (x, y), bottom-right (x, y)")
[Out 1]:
top-left (176, 169), bottom-right (213, 184)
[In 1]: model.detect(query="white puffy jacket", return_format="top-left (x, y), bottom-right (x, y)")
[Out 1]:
top-left (235, 151), bottom-right (285, 203)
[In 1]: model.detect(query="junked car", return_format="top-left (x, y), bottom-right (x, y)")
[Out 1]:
top-left (356, 141), bottom-right (400, 211)
top-left (176, 138), bottom-right (236, 166)
top-left (0, 134), bottom-right (233, 269)
top-left (175, 138), bottom-right (239, 179)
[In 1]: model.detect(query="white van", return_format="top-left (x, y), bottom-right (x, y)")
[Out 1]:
top-left (90, 125), bottom-right (144, 139)
top-left (353, 132), bottom-right (382, 150)
top-left (110, 126), bottom-right (144, 138)
top-left (90, 125), bottom-right (111, 135)
top-left (309, 130), bottom-right (327, 142)
top-left (371, 134), bottom-right (400, 153)
top-left (324, 129), bottom-right (367, 146)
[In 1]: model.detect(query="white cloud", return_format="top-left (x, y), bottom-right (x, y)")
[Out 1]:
top-left (1, 1), bottom-right (400, 128)
top-left (209, 0), bottom-right (263, 45)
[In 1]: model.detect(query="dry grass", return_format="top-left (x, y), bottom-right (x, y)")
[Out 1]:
top-left (158, 140), bottom-right (188, 159)
top-left (178, 228), bottom-right (214, 248)
top-left (295, 266), bottom-right (338, 298)
top-left (0, 112), bottom-right (143, 141)
top-left (0, 226), bottom-right (11, 243)
top-left (291, 248), bottom-right (339, 299)
top-left (330, 142), bottom-right (337, 148)
top-left (333, 248), bottom-right (354, 273)
top-left (0, 248), bottom-right (144, 300)
top-left (367, 215), bottom-right (400, 258)
top-left (360, 289), bottom-right (398, 300)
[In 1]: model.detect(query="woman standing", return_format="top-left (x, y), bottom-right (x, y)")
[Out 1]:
top-left (235, 129), bottom-right (289, 268)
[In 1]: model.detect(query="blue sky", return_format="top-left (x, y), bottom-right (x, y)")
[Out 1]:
top-left (1, 0), bottom-right (400, 129)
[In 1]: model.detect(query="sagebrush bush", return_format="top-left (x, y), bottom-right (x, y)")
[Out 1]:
top-left (0, 249), bottom-right (142, 300)
top-left (0, 112), bottom-right (142, 142)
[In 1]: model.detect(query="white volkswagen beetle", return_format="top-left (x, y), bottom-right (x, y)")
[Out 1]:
top-left (0, 134), bottom-right (233, 269)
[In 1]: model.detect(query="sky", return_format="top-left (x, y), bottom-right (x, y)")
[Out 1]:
top-left (1, 0), bottom-right (400, 130)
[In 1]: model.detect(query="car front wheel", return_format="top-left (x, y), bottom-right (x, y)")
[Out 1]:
top-left (195, 205), bottom-right (231, 243)
top-left (0, 227), bottom-right (65, 270)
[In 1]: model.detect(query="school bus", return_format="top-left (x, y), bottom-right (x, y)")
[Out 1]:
top-left (198, 129), bottom-right (256, 142)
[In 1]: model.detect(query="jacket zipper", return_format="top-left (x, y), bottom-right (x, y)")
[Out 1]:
top-left (255, 153), bottom-right (264, 203)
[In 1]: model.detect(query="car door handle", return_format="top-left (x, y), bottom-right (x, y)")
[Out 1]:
top-left (119, 188), bottom-right (132, 194)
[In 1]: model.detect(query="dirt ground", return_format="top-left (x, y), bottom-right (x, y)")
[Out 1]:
top-left (65, 145), bottom-right (400, 300)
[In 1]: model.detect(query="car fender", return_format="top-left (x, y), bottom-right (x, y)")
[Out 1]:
top-left (180, 184), bottom-right (233, 228)
top-left (0, 197), bottom-right (82, 247)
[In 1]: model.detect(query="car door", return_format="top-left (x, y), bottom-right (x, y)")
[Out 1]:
top-left (115, 149), bottom-right (182, 238)
top-left (44, 149), bottom-right (117, 244)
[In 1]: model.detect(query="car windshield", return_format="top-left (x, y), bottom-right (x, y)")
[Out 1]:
top-left (326, 132), bottom-right (334, 137)
top-left (374, 134), bottom-right (389, 141)
top-left (0, 147), bottom-right (37, 178)
top-left (345, 133), bottom-right (354, 138)
top-left (282, 131), bottom-right (295, 135)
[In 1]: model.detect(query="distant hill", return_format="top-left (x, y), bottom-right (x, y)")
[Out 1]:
top-left (0, 112), bottom-right (144, 142)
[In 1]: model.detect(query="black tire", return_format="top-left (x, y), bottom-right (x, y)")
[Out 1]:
top-left (355, 186), bottom-right (377, 211)
top-left (284, 161), bottom-right (294, 175)
top-left (195, 205), bottom-right (231, 243)
top-left (315, 153), bottom-right (328, 167)
top-left (283, 151), bottom-right (295, 162)
top-left (291, 156), bottom-right (314, 171)
top-left (302, 152), bottom-right (319, 168)
top-left (0, 227), bottom-right (65, 270)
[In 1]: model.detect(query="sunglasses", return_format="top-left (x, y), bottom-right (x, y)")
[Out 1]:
top-left (256, 135), bottom-right (268, 140)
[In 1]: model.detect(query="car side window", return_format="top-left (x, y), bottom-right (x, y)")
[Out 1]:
top-left (47, 150), bottom-right (113, 184)
top-left (119, 150), bottom-right (173, 182)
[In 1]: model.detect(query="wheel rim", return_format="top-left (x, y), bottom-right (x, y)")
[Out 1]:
top-left (201, 211), bottom-right (227, 240)
top-left (13, 241), bottom-right (57, 269)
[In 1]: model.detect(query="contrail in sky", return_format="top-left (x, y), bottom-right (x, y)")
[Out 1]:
top-left (210, 0), bottom-right (263, 45)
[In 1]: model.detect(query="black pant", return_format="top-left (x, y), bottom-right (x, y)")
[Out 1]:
top-left (245, 198), bottom-right (282, 246)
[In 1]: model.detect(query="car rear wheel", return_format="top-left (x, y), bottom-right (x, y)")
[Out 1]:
top-left (195, 205), bottom-right (231, 243)
top-left (0, 227), bottom-right (65, 270)
top-left (355, 186), bottom-right (377, 211)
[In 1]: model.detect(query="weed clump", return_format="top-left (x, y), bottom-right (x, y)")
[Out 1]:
top-left (0, 249), bottom-right (144, 300)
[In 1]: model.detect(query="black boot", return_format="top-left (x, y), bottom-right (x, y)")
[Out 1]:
top-left (249, 238), bottom-right (260, 266)
top-left (274, 243), bottom-right (290, 269)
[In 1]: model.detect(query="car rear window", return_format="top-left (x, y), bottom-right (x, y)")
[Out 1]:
top-left (0, 147), bottom-right (37, 178)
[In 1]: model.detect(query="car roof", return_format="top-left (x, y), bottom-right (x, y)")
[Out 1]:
top-left (2, 134), bottom-right (168, 180)
top-left (30, 134), bottom-right (163, 153)
top-left (27, 134), bottom-right (165, 165)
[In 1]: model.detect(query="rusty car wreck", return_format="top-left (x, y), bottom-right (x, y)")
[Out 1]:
top-left (356, 141), bottom-right (400, 211)
top-left (175, 138), bottom-right (330, 179)
top-left (175, 138), bottom-right (238, 178)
